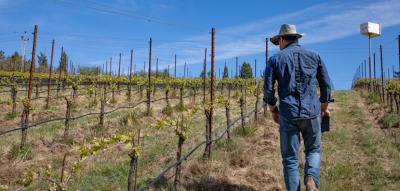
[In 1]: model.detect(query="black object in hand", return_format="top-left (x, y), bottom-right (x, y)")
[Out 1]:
top-left (321, 115), bottom-right (330, 133)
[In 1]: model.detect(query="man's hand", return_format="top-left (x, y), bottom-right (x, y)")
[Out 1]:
top-left (321, 103), bottom-right (330, 117)
top-left (269, 105), bottom-right (280, 124)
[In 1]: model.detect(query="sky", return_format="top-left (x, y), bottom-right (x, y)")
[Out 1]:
top-left (0, 0), bottom-right (399, 90)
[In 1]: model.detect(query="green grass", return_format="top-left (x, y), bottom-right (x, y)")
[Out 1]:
top-left (233, 124), bottom-right (257, 137)
top-left (320, 90), bottom-right (400, 191)
top-left (4, 112), bottom-right (17, 120)
top-left (214, 138), bottom-right (238, 152)
top-left (8, 144), bottom-right (34, 161)
top-left (68, 163), bottom-right (128, 191)
top-left (174, 102), bottom-right (186, 112)
top-left (162, 103), bottom-right (173, 116)
top-left (366, 93), bottom-right (380, 105)
top-left (380, 112), bottom-right (400, 128)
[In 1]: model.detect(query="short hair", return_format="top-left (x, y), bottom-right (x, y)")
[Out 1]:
top-left (281, 35), bottom-right (299, 43)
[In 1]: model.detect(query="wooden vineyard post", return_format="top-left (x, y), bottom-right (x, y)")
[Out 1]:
top-left (203, 48), bottom-right (207, 102)
top-left (254, 81), bottom-right (260, 122)
top-left (146, 37), bottom-right (152, 115)
top-left (128, 49), bottom-right (133, 101)
top-left (395, 92), bottom-right (399, 113)
top-left (156, 58), bottom-right (159, 78)
top-left (373, 52), bottom-right (377, 95)
top-left (63, 56), bottom-right (68, 91)
top-left (226, 84), bottom-right (231, 139)
top-left (64, 97), bottom-right (72, 139)
top-left (20, 25), bottom-right (37, 149)
top-left (57, 47), bottom-right (63, 95)
top-left (236, 57), bottom-right (238, 79)
top-left (380, 45), bottom-right (385, 104)
top-left (264, 37), bottom-right (269, 116)
top-left (240, 85), bottom-right (245, 132)
top-left (204, 28), bottom-right (215, 158)
top-left (109, 57), bottom-right (112, 76)
top-left (153, 58), bottom-right (158, 97)
top-left (179, 85), bottom-right (184, 109)
top-left (118, 53), bottom-right (121, 90)
top-left (174, 54), bottom-right (177, 78)
top-left (11, 82), bottom-right (17, 116)
top-left (99, 91), bottom-right (106, 126)
top-left (46, 40), bottom-right (55, 108)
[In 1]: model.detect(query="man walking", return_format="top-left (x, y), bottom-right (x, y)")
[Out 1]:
top-left (264, 24), bottom-right (332, 191)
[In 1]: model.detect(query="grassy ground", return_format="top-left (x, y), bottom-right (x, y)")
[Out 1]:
top-left (0, 85), bottom-right (262, 190)
top-left (320, 90), bottom-right (400, 191)
top-left (1, 89), bottom-right (399, 191)
top-left (179, 90), bottom-right (400, 191)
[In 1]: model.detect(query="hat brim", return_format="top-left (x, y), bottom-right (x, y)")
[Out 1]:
top-left (270, 33), bottom-right (303, 45)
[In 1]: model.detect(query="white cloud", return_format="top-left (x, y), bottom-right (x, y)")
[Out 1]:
top-left (155, 0), bottom-right (400, 67)
top-left (88, 0), bottom-right (400, 70)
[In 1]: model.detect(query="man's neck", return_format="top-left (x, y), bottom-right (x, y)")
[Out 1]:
top-left (280, 41), bottom-right (298, 50)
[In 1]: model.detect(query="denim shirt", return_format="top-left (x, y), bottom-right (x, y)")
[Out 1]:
top-left (264, 42), bottom-right (332, 119)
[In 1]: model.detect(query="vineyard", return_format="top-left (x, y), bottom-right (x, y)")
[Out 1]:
top-left (0, 24), bottom-right (276, 190)
top-left (0, 14), bottom-right (399, 191)
top-left (0, 71), bottom-right (270, 190)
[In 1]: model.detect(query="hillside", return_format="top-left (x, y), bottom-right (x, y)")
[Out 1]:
top-left (179, 90), bottom-right (400, 191)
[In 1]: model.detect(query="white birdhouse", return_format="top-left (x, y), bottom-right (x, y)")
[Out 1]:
top-left (360, 22), bottom-right (381, 38)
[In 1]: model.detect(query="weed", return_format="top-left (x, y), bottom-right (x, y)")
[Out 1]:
top-left (380, 112), bottom-right (400, 128)
top-left (366, 93), bottom-right (379, 105)
top-left (175, 102), bottom-right (186, 112)
top-left (144, 107), bottom-right (153, 117)
top-left (4, 112), bottom-right (17, 120)
top-left (215, 139), bottom-right (237, 152)
top-left (234, 125), bottom-right (257, 137)
top-left (88, 100), bottom-right (98, 108)
top-left (162, 103), bottom-right (173, 116)
top-left (8, 144), bottom-right (34, 161)
top-left (93, 124), bottom-right (107, 136)
top-left (63, 136), bottom-right (74, 145)
top-left (0, 99), bottom-right (11, 105)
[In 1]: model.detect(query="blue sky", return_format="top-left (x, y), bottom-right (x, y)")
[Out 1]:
top-left (0, 0), bottom-right (399, 90)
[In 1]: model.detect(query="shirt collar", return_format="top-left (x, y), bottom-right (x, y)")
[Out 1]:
top-left (282, 41), bottom-right (300, 50)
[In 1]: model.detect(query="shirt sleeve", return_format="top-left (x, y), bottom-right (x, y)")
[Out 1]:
top-left (263, 58), bottom-right (278, 106)
top-left (316, 55), bottom-right (332, 103)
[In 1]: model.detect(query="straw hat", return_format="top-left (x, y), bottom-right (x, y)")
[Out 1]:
top-left (270, 24), bottom-right (303, 45)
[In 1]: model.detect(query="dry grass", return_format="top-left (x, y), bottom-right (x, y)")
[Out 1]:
top-left (1, 88), bottom-right (398, 191)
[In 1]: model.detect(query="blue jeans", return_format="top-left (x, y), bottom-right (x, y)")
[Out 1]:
top-left (279, 115), bottom-right (321, 191)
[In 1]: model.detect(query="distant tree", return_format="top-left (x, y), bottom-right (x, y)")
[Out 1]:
top-left (10, 52), bottom-right (20, 71)
top-left (240, 62), bottom-right (253, 78)
top-left (162, 68), bottom-right (169, 78)
top-left (37, 52), bottom-right (48, 73)
top-left (0, 51), bottom-right (5, 61)
top-left (207, 71), bottom-right (211, 78)
top-left (55, 51), bottom-right (68, 74)
top-left (223, 65), bottom-right (229, 78)
top-left (199, 70), bottom-right (205, 78)
top-left (78, 66), bottom-right (101, 76)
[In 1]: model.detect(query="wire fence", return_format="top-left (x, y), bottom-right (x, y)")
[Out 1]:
top-left (0, 94), bottom-right (196, 136)
top-left (138, 102), bottom-right (265, 190)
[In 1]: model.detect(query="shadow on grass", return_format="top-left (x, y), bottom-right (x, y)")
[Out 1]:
top-left (185, 177), bottom-right (256, 191)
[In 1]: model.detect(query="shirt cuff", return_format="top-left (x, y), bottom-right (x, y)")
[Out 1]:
top-left (263, 97), bottom-right (277, 106)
